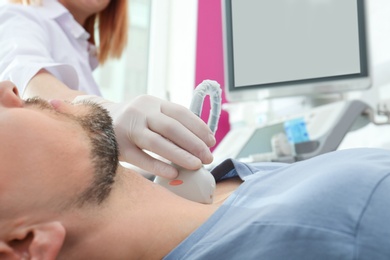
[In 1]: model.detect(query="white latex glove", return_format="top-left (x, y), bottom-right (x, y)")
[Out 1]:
top-left (73, 95), bottom-right (216, 178)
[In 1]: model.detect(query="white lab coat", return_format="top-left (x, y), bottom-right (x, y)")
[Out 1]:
top-left (0, 0), bottom-right (101, 95)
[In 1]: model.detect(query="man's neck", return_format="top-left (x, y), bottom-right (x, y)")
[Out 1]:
top-left (59, 167), bottom-right (220, 259)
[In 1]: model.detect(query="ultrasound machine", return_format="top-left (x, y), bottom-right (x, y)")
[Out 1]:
top-left (208, 0), bottom-right (390, 169)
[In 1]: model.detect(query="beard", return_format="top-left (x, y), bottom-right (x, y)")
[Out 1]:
top-left (25, 97), bottom-right (119, 206)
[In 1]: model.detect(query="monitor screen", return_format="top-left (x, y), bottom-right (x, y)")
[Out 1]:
top-left (222, 0), bottom-right (371, 103)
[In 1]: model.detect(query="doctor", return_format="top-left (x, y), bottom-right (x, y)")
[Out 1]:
top-left (0, 0), bottom-right (216, 178)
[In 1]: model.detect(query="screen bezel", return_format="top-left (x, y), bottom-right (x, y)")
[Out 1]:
top-left (222, 0), bottom-right (371, 103)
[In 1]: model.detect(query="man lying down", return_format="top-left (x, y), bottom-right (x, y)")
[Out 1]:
top-left (1, 80), bottom-right (390, 260)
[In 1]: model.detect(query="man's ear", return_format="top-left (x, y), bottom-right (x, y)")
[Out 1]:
top-left (0, 221), bottom-right (66, 260)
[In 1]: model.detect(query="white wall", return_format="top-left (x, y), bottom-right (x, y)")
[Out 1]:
top-left (95, 0), bottom-right (152, 103)
top-left (365, 0), bottom-right (390, 99)
top-left (369, 0), bottom-right (390, 67)
top-left (148, 0), bottom-right (198, 107)
top-left (339, 0), bottom-right (390, 150)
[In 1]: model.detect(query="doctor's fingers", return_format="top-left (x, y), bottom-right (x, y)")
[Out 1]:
top-left (160, 100), bottom-right (216, 148)
top-left (131, 125), bottom-right (207, 170)
top-left (145, 112), bottom-right (214, 165)
top-left (121, 132), bottom-right (202, 179)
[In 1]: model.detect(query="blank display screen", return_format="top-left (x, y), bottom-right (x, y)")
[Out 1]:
top-left (231, 0), bottom-right (362, 88)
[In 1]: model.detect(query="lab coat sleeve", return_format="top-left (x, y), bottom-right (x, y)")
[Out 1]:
top-left (0, 6), bottom-right (78, 93)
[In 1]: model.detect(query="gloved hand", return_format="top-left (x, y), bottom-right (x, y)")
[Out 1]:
top-left (73, 95), bottom-right (216, 178)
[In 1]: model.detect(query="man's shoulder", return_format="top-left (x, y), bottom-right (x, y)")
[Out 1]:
top-left (322, 147), bottom-right (390, 158)
top-left (301, 147), bottom-right (390, 172)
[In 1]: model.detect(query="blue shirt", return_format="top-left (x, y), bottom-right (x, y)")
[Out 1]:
top-left (164, 148), bottom-right (390, 259)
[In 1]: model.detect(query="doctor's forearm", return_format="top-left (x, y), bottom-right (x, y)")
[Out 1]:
top-left (22, 69), bottom-right (86, 101)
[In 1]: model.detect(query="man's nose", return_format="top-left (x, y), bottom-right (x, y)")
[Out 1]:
top-left (0, 81), bottom-right (23, 108)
